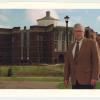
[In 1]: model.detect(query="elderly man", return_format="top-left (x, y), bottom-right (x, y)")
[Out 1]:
top-left (64, 23), bottom-right (99, 89)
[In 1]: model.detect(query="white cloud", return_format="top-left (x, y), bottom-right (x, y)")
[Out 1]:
top-left (69, 16), bottom-right (83, 27)
top-left (26, 10), bottom-right (83, 27)
top-left (26, 9), bottom-right (59, 25)
top-left (58, 21), bottom-right (65, 26)
top-left (0, 14), bottom-right (8, 22)
top-left (0, 24), bottom-right (10, 28)
top-left (96, 16), bottom-right (100, 21)
top-left (0, 14), bottom-right (10, 28)
top-left (72, 16), bottom-right (82, 21)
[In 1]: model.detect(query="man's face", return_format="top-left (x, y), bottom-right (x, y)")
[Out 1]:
top-left (74, 26), bottom-right (84, 41)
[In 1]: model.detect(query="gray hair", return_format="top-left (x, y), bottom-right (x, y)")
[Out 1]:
top-left (73, 23), bottom-right (85, 32)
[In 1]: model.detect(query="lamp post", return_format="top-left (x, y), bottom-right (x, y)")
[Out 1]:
top-left (64, 16), bottom-right (69, 50)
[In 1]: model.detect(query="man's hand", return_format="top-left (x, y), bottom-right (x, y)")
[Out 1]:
top-left (91, 79), bottom-right (97, 87)
top-left (64, 80), bottom-right (69, 87)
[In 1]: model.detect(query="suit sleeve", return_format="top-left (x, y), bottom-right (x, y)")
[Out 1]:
top-left (91, 40), bottom-right (99, 80)
top-left (64, 50), bottom-right (70, 81)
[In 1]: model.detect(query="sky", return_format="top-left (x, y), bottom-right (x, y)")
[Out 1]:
top-left (1, 9), bottom-right (100, 33)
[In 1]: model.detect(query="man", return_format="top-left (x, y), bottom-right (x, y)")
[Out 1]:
top-left (64, 23), bottom-right (99, 89)
top-left (90, 32), bottom-right (100, 78)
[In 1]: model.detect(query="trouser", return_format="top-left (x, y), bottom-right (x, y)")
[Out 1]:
top-left (72, 80), bottom-right (95, 89)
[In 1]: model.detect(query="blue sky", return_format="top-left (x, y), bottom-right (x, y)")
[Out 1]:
top-left (0, 9), bottom-right (100, 33)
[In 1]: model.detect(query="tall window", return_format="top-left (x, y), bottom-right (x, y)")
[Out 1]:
top-left (62, 33), bottom-right (65, 41)
top-left (62, 41), bottom-right (65, 52)
top-left (24, 32), bottom-right (27, 48)
top-left (54, 32), bottom-right (59, 40)
top-left (54, 41), bottom-right (58, 52)
top-left (21, 31), bottom-right (23, 60)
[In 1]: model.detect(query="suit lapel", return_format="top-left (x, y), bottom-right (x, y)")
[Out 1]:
top-left (77, 38), bottom-right (86, 60)
top-left (70, 38), bottom-right (86, 62)
top-left (70, 42), bottom-right (75, 61)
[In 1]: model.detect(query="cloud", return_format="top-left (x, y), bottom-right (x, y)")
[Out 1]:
top-left (0, 14), bottom-right (8, 22)
top-left (25, 9), bottom-right (83, 27)
top-left (0, 13), bottom-right (10, 28)
top-left (55, 9), bottom-right (74, 13)
top-left (0, 24), bottom-right (10, 28)
top-left (69, 16), bottom-right (83, 27)
top-left (96, 16), bottom-right (100, 21)
top-left (72, 16), bottom-right (82, 21)
top-left (58, 21), bottom-right (65, 26)
top-left (26, 9), bottom-right (59, 25)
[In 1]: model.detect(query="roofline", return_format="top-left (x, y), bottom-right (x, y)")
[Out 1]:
top-left (37, 18), bottom-right (59, 21)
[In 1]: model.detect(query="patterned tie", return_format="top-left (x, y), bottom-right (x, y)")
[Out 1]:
top-left (74, 41), bottom-right (79, 61)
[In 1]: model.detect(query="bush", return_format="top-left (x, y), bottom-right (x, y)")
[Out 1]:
top-left (7, 67), bottom-right (13, 77)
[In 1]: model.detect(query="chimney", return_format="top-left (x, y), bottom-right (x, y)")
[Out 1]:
top-left (24, 26), bottom-right (26, 30)
top-left (46, 11), bottom-right (50, 17)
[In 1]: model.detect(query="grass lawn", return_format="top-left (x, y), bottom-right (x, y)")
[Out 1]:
top-left (0, 65), bottom-right (100, 89)
top-left (0, 76), bottom-right (63, 82)
top-left (0, 76), bottom-right (100, 89)
top-left (0, 64), bottom-right (64, 77)
top-left (0, 76), bottom-right (63, 89)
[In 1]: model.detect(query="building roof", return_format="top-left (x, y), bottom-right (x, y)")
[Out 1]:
top-left (0, 28), bottom-right (12, 32)
top-left (37, 11), bottom-right (59, 21)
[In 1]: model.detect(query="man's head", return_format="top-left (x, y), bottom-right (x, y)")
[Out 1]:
top-left (90, 32), bottom-right (97, 41)
top-left (73, 23), bottom-right (85, 41)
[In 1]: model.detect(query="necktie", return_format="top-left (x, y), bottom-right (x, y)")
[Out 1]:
top-left (74, 41), bottom-right (79, 61)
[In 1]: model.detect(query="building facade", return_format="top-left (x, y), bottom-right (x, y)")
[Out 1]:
top-left (0, 24), bottom-right (74, 65)
top-left (0, 28), bottom-right (12, 65)
top-left (0, 11), bottom-right (97, 65)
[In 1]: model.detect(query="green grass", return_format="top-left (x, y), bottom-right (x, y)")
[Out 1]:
top-left (0, 64), bottom-right (64, 77)
top-left (95, 83), bottom-right (100, 89)
top-left (0, 76), bottom-right (100, 89)
top-left (0, 76), bottom-right (63, 82)
top-left (1, 65), bottom-right (100, 89)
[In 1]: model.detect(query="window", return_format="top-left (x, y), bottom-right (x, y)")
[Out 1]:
top-left (54, 32), bottom-right (59, 40)
top-left (62, 41), bottom-right (65, 52)
top-left (54, 41), bottom-right (58, 52)
top-left (62, 33), bottom-right (65, 41)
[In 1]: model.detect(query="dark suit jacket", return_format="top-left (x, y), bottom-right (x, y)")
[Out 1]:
top-left (64, 38), bottom-right (99, 85)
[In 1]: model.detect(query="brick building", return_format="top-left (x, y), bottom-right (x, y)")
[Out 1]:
top-left (0, 28), bottom-right (12, 65)
top-left (0, 11), bottom-right (97, 65)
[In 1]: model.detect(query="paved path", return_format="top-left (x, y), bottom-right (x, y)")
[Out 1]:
top-left (0, 81), bottom-right (60, 89)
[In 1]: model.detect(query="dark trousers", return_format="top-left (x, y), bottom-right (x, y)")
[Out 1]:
top-left (72, 81), bottom-right (95, 89)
